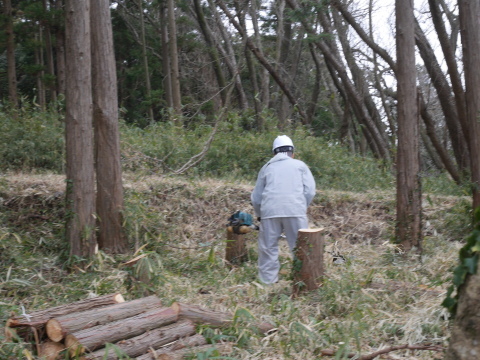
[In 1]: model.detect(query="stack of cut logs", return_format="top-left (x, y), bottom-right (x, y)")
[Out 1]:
top-left (5, 293), bottom-right (275, 360)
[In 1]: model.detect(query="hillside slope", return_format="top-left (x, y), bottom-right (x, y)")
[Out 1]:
top-left (0, 173), bottom-right (469, 359)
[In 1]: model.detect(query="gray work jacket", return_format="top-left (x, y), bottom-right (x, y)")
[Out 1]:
top-left (251, 153), bottom-right (316, 219)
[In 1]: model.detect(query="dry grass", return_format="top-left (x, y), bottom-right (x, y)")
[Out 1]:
top-left (0, 172), bottom-right (468, 359)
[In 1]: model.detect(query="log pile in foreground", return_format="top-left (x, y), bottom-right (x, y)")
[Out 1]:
top-left (5, 293), bottom-right (274, 360)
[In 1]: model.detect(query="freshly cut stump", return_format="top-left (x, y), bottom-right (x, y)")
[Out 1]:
top-left (292, 228), bottom-right (324, 296)
top-left (46, 295), bottom-right (162, 342)
top-left (225, 229), bottom-right (248, 265)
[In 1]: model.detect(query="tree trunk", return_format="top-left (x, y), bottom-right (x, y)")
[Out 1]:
top-left (160, 3), bottom-right (173, 109)
top-left (292, 228), bottom-right (324, 296)
top-left (7, 293), bottom-right (124, 329)
top-left (414, 19), bottom-right (468, 174)
top-left (91, 0), bottom-right (127, 254)
top-left (208, 0), bottom-right (249, 110)
top-left (65, 307), bottom-right (178, 355)
top-left (35, 30), bottom-right (47, 109)
top-left (135, 334), bottom-right (207, 360)
top-left (395, 0), bottom-right (422, 252)
top-left (43, 0), bottom-right (57, 104)
top-left (3, 0), bottom-right (18, 108)
top-left (225, 229), bottom-right (248, 265)
top-left (445, 263), bottom-right (480, 359)
top-left (428, 0), bottom-right (470, 158)
top-left (65, 0), bottom-right (96, 258)
top-left (46, 296), bottom-right (162, 342)
top-left (137, 0), bottom-right (154, 122)
top-left (459, 0), bottom-right (480, 210)
top-left (285, 0), bottom-right (390, 160)
top-left (84, 320), bottom-right (196, 360)
top-left (167, 0), bottom-right (182, 119)
top-left (193, 0), bottom-right (226, 106)
top-left (418, 90), bottom-right (461, 184)
top-left (217, 0), bottom-right (308, 123)
top-left (55, 0), bottom-right (66, 96)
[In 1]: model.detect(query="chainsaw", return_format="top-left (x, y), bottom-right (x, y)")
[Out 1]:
top-left (227, 211), bottom-right (259, 234)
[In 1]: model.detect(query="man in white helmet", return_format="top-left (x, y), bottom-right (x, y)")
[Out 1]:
top-left (251, 135), bottom-right (316, 284)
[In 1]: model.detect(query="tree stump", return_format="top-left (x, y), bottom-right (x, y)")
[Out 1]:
top-left (225, 229), bottom-right (248, 265)
top-left (292, 228), bottom-right (324, 296)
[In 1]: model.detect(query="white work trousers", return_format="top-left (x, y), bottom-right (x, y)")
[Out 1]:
top-left (257, 216), bottom-right (309, 284)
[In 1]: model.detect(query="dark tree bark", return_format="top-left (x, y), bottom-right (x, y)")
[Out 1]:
top-left (414, 18), bottom-right (468, 175)
top-left (3, 0), bottom-right (18, 108)
top-left (193, 0), bottom-right (227, 106)
top-left (395, 0), bottom-right (422, 252)
top-left (428, 0), bottom-right (469, 157)
top-left (65, 0), bottom-right (96, 258)
top-left (137, 0), bottom-right (154, 122)
top-left (285, 0), bottom-right (390, 159)
top-left (91, 0), bottom-right (127, 254)
top-left (159, 2), bottom-right (173, 109)
top-left (54, 0), bottom-right (66, 96)
top-left (217, 0), bottom-right (308, 123)
top-left (167, 0), bottom-right (182, 119)
top-left (458, 0), bottom-right (480, 210)
top-left (42, 0), bottom-right (57, 104)
top-left (207, 0), bottom-right (249, 110)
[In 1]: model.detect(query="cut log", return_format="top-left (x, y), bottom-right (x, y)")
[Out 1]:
top-left (135, 334), bottom-right (208, 360)
top-left (38, 341), bottom-right (65, 360)
top-left (156, 343), bottom-right (233, 360)
top-left (171, 302), bottom-right (232, 327)
top-left (171, 302), bottom-right (275, 334)
top-left (65, 306), bottom-right (178, 356)
top-left (8, 293), bottom-right (125, 329)
top-left (84, 319), bottom-right (196, 360)
top-left (225, 229), bottom-right (248, 265)
top-left (292, 228), bottom-right (325, 296)
top-left (46, 295), bottom-right (162, 342)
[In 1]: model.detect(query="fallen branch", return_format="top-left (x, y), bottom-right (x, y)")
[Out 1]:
top-left (320, 343), bottom-right (445, 359)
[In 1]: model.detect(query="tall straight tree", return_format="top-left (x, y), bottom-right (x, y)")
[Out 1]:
top-left (395, 0), bottom-right (421, 251)
top-left (64, 0), bottom-right (96, 258)
top-left (459, 0), bottom-right (480, 210)
top-left (3, 0), bottom-right (18, 108)
top-left (445, 3), bottom-right (480, 356)
top-left (167, 0), bottom-right (182, 119)
top-left (91, 0), bottom-right (127, 254)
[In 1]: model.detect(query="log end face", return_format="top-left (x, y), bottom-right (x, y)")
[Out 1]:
top-left (170, 302), bottom-right (181, 315)
top-left (46, 318), bottom-right (64, 342)
top-left (65, 334), bottom-right (84, 357)
top-left (39, 341), bottom-right (65, 360)
top-left (114, 293), bottom-right (125, 303)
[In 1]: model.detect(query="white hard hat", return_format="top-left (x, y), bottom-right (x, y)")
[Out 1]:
top-left (272, 135), bottom-right (294, 153)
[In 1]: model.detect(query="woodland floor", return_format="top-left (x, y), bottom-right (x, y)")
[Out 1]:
top-left (0, 172), bottom-right (470, 359)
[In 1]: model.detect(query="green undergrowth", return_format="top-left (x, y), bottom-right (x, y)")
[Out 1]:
top-left (0, 106), bottom-right (463, 195)
top-left (0, 175), bottom-right (469, 359)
